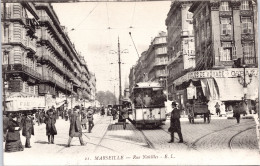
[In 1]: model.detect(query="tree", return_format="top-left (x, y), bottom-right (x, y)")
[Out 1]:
top-left (96, 91), bottom-right (117, 106)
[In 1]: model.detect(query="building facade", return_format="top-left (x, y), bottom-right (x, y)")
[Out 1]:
top-left (128, 32), bottom-right (168, 94)
top-left (146, 31), bottom-right (168, 89)
top-left (167, 0), bottom-right (258, 112)
top-left (1, 2), bottom-right (95, 110)
top-left (166, 1), bottom-right (195, 104)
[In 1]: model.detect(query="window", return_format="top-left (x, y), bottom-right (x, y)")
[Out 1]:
top-left (241, 17), bottom-right (253, 34)
top-left (220, 47), bottom-right (232, 61)
top-left (219, 43), bottom-right (236, 61)
top-left (243, 43), bottom-right (255, 64)
top-left (220, 18), bottom-right (232, 35)
top-left (220, 1), bottom-right (230, 11)
top-left (241, 0), bottom-right (250, 10)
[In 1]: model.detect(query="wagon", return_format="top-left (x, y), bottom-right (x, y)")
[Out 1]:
top-left (187, 102), bottom-right (210, 123)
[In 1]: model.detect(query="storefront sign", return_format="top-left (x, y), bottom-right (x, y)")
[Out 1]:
top-left (6, 96), bottom-right (45, 111)
top-left (174, 68), bottom-right (258, 86)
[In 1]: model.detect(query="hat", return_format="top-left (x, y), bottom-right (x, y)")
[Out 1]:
top-left (172, 102), bottom-right (177, 106)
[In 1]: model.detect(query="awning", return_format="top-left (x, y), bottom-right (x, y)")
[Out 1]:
top-left (214, 77), bottom-right (258, 101)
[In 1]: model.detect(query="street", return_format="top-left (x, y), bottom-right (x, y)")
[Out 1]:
top-left (4, 114), bottom-right (260, 165)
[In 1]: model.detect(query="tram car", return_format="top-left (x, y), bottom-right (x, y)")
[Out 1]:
top-left (131, 82), bottom-right (167, 128)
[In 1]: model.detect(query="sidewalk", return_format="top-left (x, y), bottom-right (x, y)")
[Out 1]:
top-left (3, 114), bottom-right (112, 165)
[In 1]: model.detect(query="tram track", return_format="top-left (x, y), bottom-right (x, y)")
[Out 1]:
top-left (228, 125), bottom-right (256, 151)
top-left (188, 120), bottom-right (255, 150)
top-left (158, 120), bottom-right (256, 151)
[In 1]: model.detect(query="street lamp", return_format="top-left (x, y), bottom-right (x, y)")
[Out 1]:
top-left (237, 64), bottom-right (253, 88)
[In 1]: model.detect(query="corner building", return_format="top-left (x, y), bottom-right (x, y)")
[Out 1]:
top-left (168, 0), bottom-right (258, 112)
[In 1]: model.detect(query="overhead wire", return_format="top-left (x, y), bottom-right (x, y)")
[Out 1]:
top-left (73, 2), bottom-right (99, 30)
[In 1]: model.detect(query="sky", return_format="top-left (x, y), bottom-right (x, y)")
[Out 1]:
top-left (52, 1), bottom-right (171, 98)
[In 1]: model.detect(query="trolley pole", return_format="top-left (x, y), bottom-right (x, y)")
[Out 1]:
top-left (118, 37), bottom-right (122, 105)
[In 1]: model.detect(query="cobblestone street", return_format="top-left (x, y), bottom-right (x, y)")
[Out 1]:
top-left (3, 114), bottom-right (260, 165)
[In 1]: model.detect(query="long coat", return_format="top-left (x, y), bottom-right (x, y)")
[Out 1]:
top-left (44, 114), bottom-right (57, 135)
top-left (21, 116), bottom-right (34, 138)
top-left (6, 118), bottom-right (21, 141)
top-left (169, 108), bottom-right (181, 132)
top-left (69, 112), bottom-right (82, 137)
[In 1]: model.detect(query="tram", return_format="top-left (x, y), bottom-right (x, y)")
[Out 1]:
top-left (130, 82), bottom-right (167, 128)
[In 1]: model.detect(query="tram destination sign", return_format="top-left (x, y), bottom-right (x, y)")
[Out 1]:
top-left (174, 68), bottom-right (258, 86)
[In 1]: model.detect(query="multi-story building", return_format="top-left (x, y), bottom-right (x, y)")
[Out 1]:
top-left (2, 3), bottom-right (40, 98)
top-left (89, 72), bottom-right (96, 104)
top-left (146, 31), bottom-right (168, 89)
top-left (1, 2), bottom-right (96, 110)
top-left (128, 32), bottom-right (168, 94)
top-left (165, 1), bottom-right (195, 103)
top-left (169, 0), bottom-right (258, 111)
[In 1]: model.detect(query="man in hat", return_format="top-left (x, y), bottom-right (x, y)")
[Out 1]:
top-left (87, 107), bottom-right (94, 133)
top-left (67, 106), bottom-right (85, 147)
top-left (168, 101), bottom-right (183, 143)
top-left (21, 112), bottom-right (34, 148)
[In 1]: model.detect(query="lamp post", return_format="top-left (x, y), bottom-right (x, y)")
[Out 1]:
top-left (237, 64), bottom-right (253, 115)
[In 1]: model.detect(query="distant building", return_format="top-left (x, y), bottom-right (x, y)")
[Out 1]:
top-left (128, 31), bottom-right (168, 93)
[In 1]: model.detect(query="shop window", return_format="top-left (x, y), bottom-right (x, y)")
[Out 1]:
top-left (220, 1), bottom-right (230, 11)
top-left (220, 18), bottom-right (232, 35)
top-left (240, 0), bottom-right (250, 10)
top-left (241, 17), bottom-right (253, 34)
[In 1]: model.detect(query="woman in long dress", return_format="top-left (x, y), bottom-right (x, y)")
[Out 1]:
top-left (5, 113), bottom-right (24, 152)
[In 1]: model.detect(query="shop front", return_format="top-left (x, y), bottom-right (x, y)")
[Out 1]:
top-left (171, 68), bottom-right (258, 114)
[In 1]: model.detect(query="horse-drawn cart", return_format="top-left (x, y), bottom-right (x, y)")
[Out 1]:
top-left (187, 102), bottom-right (210, 123)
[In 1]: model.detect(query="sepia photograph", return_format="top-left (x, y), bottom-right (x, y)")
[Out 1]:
top-left (1, 0), bottom-right (260, 165)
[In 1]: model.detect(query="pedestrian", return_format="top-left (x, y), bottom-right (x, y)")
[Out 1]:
top-left (3, 112), bottom-right (9, 142)
top-left (168, 101), bottom-right (183, 143)
top-left (101, 107), bottom-right (105, 117)
top-left (64, 109), bottom-right (69, 121)
top-left (215, 102), bottom-right (220, 116)
top-left (5, 113), bottom-right (24, 152)
top-left (81, 110), bottom-right (87, 130)
top-left (87, 107), bottom-right (94, 133)
top-left (21, 112), bottom-right (34, 148)
top-left (40, 110), bottom-right (45, 124)
top-left (44, 109), bottom-right (57, 144)
top-left (233, 102), bottom-right (241, 124)
top-left (66, 106), bottom-right (85, 147)
top-left (120, 104), bottom-right (129, 130)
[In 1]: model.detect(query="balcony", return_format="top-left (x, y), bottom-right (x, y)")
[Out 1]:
top-left (240, 10), bottom-right (253, 17)
top-left (241, 34), bottom-right (254, 41)
top-left (153, 61), bottom-right (168, 67)
top-left (3, 64), bottom-right (41, 80)
top-left (156, 72), bottom-right (168, 78)
top-left (2, 34), bottom-right (37, 54)
top-left (219, 11), bottom-right (232, 17)
top-left (42, 75), bottom-right (65, 90)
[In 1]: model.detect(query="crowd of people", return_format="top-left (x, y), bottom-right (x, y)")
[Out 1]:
top-left (3, 105), bottom-right (97, 152)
